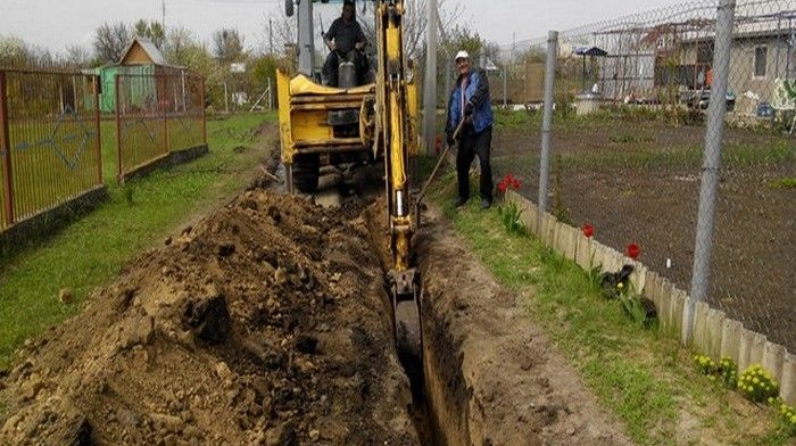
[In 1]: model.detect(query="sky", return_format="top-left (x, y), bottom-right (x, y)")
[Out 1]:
top-left (0, 0), bottom-right (686, 55)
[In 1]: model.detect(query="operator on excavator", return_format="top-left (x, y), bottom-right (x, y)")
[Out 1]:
top-left (322, 0), bottom-right (368, 87)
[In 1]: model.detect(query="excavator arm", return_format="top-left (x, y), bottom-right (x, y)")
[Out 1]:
top-left (374, 0), bottom-right (422, 358)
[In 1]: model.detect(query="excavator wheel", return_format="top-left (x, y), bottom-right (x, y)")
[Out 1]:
top-left (291, 154), bottom-right (320, 193)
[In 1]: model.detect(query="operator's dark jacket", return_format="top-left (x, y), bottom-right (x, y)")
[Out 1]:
top-left (325, 17), bottom-right (366, 54)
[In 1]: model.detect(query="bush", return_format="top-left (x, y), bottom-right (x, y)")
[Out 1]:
top-left (778, 403), bottom-right (796, 436)
top-left (737, 364), bottom-right (779, 404)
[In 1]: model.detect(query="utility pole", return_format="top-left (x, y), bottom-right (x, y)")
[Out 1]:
top-left (423, 0), bottom-right (438, 156)
top-left (162, 0), bottom-right (166, 31)
top-left (435, 10), bottom-right (451, 111)
top-left (269, 19), bottom-right (274, 55)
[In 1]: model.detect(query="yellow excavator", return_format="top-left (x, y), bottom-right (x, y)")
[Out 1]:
top-left (276, 0), bottom-right (422, 356)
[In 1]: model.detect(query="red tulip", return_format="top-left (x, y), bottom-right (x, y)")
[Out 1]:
top-left (627, 243), bottom-right (640, 259)
top-left (583, 223), bottom-right (594, 238)
top-left (512, 178), bottom-right (521, 190)
top-left (497, 180), bottom-right (507, 193)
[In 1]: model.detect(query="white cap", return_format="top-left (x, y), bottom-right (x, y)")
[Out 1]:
top-left (454, 50), bottom-right (470, 61)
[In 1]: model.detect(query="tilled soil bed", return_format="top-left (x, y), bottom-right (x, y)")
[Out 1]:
top-left (0, 181), bottom-right (633, 445)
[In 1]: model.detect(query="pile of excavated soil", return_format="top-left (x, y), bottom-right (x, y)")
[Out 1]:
top-left (0, 189), bottom-right (418, 445)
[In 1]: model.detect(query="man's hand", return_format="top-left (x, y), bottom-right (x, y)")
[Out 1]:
top-left (446, 130), bottom-right (456, 147)
top-left (327, 41), bottom-right (336, 51)
top-left (355, 41), bottom-right (365, 50)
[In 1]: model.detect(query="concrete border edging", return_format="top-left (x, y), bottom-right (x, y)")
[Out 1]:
top-left (504, 190), bottom-right (795, 405)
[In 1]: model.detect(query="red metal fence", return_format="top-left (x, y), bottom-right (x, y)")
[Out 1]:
top-left (1, 67), bottom-right (206, 235)
top-left (0, 69), bottom-right (103, 232)
top-left (115, 72), bottom-right (206, 181)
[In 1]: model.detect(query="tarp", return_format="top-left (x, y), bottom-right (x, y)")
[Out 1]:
top-left (575, 46), bottom-right (608, 57)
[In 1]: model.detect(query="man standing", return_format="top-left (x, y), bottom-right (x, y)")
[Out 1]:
top-left (445, 50), bottom-right (494, 210)
top-left (322, 0), bottom-right (367, 87)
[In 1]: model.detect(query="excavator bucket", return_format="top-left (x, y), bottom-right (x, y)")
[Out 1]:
top-left (389, 269), bottom-right (422, 360)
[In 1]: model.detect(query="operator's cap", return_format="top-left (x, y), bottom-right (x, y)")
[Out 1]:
top-left (454, 50), bottom-right (470, 62)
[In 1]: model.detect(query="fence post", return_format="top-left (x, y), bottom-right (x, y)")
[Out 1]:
top-left (688, 0), bottom-right (736, 342)
top-left (503, 61), bottom-right (508, 108)
top-left (201, 76), bottom-right (207, 145)
top-left (163, 74), bottom-right (169, 155)
top-left (93, 75), bottom-right (103, 185)
top-left (538, 30), bottom-right (558, 230)
top-left (115, 74), bottom-right (124, 183)
top-left (0, 71), bottom-right (14, 227)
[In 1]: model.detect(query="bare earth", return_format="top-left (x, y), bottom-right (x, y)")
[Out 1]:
top-left (0, 156), bottom-right (633, 444)
top-left (491, 117), bottom-right (795, 352)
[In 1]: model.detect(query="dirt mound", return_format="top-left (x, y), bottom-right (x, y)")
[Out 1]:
top-left (0, 189), bottom-right (417, 445)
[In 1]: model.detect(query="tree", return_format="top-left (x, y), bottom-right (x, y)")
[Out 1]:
top-left (249, 54), bottom-right (280, 108)
top-left (262, 5), bottom-right (297, 57)
top-left (133, 19), bottom-right (166, 49)
top-left (355, 0), bottom-right (462, 63)
top-left (165, 27), bottom-right (199, 66)
top-left (0, 35), bottom-right (28, 68)
top-left (213, 28), bottom-right (245, 64)
top-left (0, 36), bottom-right (56, 69)
top-left (441, 26), bottom-right (483, 63)
top-left (94, 22), bottom-right (132, 63)
top-left (64, 44), bottom-right (93, 68)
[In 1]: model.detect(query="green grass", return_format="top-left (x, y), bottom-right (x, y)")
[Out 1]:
top-left (429, 176), bottom-right (792, 446)
top-left (771, 177), bottom-right (796, 189)
top-left (0, 112), bottom-right (274, 369)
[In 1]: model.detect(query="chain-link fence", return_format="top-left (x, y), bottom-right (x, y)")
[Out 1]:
top-left (489, 0), bottom-right (795, 353)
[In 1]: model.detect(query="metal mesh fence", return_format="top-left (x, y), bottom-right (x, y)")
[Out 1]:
top-left (0, 69), bottom-right (102, 231)
top-left (490, 0), bottom-right (795, 352)
top-left (166, 74), bottom-right (206, 156)
top-left (116, 71), bottom-right (206, 181)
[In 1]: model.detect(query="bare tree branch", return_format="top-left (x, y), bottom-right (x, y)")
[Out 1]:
top-left (93, 22), bottom-right (131, 63)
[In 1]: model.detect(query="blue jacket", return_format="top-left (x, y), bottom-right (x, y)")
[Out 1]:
top-left (447, 68), bottom-right (493, 135)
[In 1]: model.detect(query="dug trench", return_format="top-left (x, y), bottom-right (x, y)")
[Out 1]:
top-left (0, 174), bottom-right (633, 445)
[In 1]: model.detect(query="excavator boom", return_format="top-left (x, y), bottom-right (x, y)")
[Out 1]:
top-left (374, 0), bottom-right (422, 358)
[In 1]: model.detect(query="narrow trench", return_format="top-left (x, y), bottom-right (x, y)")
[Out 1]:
top-left (270, 165), bottom-right (455, 445)
top-left (393, 292), bottom-right (461, 446)
top-left (398, 349), bottom-right (440, 446)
